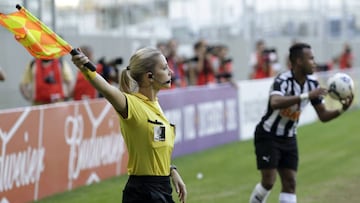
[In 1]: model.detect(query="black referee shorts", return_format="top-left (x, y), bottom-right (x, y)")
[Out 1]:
top-left (122, 175), bottom-right (175, 203)
top-left (254, 127), bottom-right (299, 171)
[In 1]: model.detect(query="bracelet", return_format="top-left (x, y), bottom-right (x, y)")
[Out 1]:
top-left (170, 165), bottom-right (177, 172)
top-left (81, 68), bottom-right (97, 81)
top-left (299, 93), bottom-right (309, 100)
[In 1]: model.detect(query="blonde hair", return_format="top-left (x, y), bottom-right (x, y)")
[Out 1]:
top-left (119, 47), bottom-right (162, 93)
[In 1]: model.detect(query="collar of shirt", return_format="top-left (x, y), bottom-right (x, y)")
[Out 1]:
top-left (132, 92), bottom-right (158, 102)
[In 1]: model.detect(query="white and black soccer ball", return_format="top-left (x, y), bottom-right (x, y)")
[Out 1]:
top-left (327, 73), bottom-right (354, 100)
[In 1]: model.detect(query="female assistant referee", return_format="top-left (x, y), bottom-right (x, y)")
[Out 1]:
top-left (71, 47), bottom-right (187, 203)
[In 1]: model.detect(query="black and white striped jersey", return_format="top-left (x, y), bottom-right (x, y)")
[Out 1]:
top-left (257, 70), bottom-right (323, 137)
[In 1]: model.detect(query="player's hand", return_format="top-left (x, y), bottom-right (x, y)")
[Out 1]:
top-left (309, 87), bottom-right (328, 99)
top-left (340, 93), bottom-right (354, 111)
top-left (170, 169), bottom-right (187, 203)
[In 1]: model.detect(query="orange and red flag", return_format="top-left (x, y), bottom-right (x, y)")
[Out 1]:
top-left (0, 5), bottom-right (72, 59)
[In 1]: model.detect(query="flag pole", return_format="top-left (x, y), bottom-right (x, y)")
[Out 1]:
top-left (15, 4), bottom-right (96, 71)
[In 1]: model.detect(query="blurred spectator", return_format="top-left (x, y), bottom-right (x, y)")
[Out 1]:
top-left (255, 50), bottom-right (276, 79)
top-left (97, 56), bottom-right (122, 85)
top-left (156, 41), bottom-right (168, 56)
top-left (73, 45), bottom-right (122, 100)
top-left (316, 57), bottom-right (338, 72)
top-left (73, 45), bottom-right (101, 100)
top-left (166, 39), bottom-right (187, 88)
top-left (19, 58), bottom-right (74, 105)
top-left (338, 43), bottom-right (353, 70)
top-left (0, 66), bottom-right (5, 81)
top-left (215, 44), bottom-right (236, 85)
top-left (268, 48), bottom-right (282, 74)
top-left (187, 39), bottom-right (216, 86)
top-left (249, 40), bottom-right (276, 79)
top-left (249, 40), bottom-right (265, 79)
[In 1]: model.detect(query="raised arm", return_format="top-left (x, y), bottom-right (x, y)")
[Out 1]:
top-left (71, 53), bottom-right (127, 114)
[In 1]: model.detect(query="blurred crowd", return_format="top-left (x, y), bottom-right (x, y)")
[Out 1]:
top-left (7, 38), bottom-right (354, 106)
top-left (249, 39), bottom-right (354, 79)
top-left (18, 45), bottom-right (123, 105)
top-left (315, 43), bottom-right (354, 72)
top-left (157, 39), bottom-right (236, 88)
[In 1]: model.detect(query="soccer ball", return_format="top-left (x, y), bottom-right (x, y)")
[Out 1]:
top-left (327, 73), bottom-right (354, 100)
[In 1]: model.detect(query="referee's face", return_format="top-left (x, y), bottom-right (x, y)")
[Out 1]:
top-left (301, 48), bottom-right (316, 75)
top-left (153, 55), bottom-right (173, 89)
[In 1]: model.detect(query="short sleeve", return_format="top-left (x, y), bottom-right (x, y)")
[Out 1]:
top-left (121, 93), bottom-right (140, 122)
top-left (270, 76), bottom-right (286, 96)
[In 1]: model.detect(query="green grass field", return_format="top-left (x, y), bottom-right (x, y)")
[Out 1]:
top-left (35, 109), bottom-right (360, 203)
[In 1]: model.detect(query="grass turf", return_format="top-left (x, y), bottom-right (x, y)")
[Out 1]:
top-left (35, 109), bottom-right (360, 203)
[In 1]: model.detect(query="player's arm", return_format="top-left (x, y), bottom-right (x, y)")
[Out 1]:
top-left (269, 77), bottom-right (302, 109)
top-left (270, 87), bottom-right (328, 110)
top-left (270, 94), bottom-right (301, 109)
top-left (313, 94), bottom-right (354, 122)
top-left (71, 54), bottom-right (127, 114)
top-left (269, 77), bottom-right (300, 109)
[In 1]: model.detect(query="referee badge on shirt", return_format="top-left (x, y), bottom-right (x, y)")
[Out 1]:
top-left (154, 125), bottom-right (166, 141)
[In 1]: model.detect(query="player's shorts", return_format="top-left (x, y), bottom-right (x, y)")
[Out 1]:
top-left (254, 126), bottom-right (299, 171)
top-left (122, 175), bottom-right (175, 203)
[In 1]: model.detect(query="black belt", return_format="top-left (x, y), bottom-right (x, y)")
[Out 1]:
top-left (128, 175), bottom-right (170, 183)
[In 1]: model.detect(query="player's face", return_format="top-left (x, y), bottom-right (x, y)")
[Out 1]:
top-left (301, 48), bottom-right (316, 75)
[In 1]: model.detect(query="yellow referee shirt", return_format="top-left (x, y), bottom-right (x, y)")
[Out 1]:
top-left (119, 93), bottom-right (175, 176)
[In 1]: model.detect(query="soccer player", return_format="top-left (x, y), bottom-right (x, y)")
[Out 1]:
top-left (71, 47), bottom-right (187, 203)
top-left (249, 43), bottom-right (353, 203)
